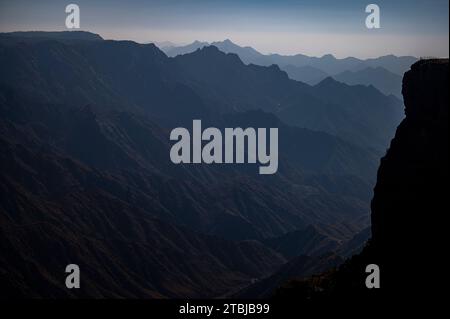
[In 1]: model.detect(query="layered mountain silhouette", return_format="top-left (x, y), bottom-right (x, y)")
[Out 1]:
top-left (162, 39), bottom-right (416, 76)
top-left (175, 46), bottom-right (404, 151)
top-left (0, 31), bottom-right (412, 298)
top-left (161, 39), bottom-right (417, 96)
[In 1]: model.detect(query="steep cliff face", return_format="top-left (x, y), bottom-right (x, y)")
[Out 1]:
top-left (372, 59), bottom-right (449, 243)
top-left (371, 59), bottom-right (448, 294)
top-left (275, 59), bottom-right (449, 304)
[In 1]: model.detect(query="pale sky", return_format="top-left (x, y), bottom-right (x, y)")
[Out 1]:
top-left (0, 0), bottom-right (448, 58)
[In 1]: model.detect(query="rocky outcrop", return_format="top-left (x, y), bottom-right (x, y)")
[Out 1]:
top-left (275, 59), bottom-right (449, 305)
top-left (371, 59), bottom-right (448, 294)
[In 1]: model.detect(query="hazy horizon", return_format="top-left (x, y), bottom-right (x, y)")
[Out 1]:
top-left (150, 38), bottom-right (422, 59)
top-left (0, 0), bottom-right (448, 59)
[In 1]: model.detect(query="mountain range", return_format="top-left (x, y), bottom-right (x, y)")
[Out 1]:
top-left (161, 39), bottom-right (416, 98)
top-left (174, 46), bottom-right (404, 151)
top-left (0, 31), bottom-right (408, 298)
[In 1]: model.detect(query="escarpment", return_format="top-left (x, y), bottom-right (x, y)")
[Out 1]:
top-left (275, 59), bottom-right (449, 305)
top-left (371, 59), bottom-right (448, 293)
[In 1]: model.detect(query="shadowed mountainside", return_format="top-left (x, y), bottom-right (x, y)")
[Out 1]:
top-left (0, 32), bottom-right (408, 298)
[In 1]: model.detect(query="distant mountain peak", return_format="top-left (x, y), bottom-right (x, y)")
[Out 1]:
top-left (188, 45), bottom-right (243, 64)
top-left (321, 54), bottom-right (336, 60)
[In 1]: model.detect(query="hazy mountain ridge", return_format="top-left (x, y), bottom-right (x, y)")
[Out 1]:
top-left (0, 33), bottom-right (402, 151)
top-left (162, 39), bottom-right (416, 99)
top-left (161, 39), bottom-right (416, 76)
top-left (175, 46), bottom-right (404, 151)
top-left (0, 31), bottom-right (408, 298)
top-left (333, 66), bottom-right (403, 99)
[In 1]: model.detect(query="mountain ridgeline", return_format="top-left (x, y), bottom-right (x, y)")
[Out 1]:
top-left (0, 31), bottom-right (407, 298)
top-left (161, 39), bottom-right (416, 97)
top-left (174, 46), bottom-right (404, 151)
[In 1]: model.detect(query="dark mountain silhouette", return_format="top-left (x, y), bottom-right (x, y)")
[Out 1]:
top-left (162, 39), bottom-right (264, 63)
top-left (175, 46), bottom-right (404, 151)
top-left (163, 39), bottom-right (415, 102)
top-left (162, 39), bottom-right (417, 77)
top-left (274, 59), bottom-right (449, 306)
top-left (370, 59), bottom-right (448, 297)
top-left (0, 35), bottom-right (212, 126)
top-left (334, 66), bottom-right (403, 99)
top-left (0, 31), bottom-right (410, 298)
